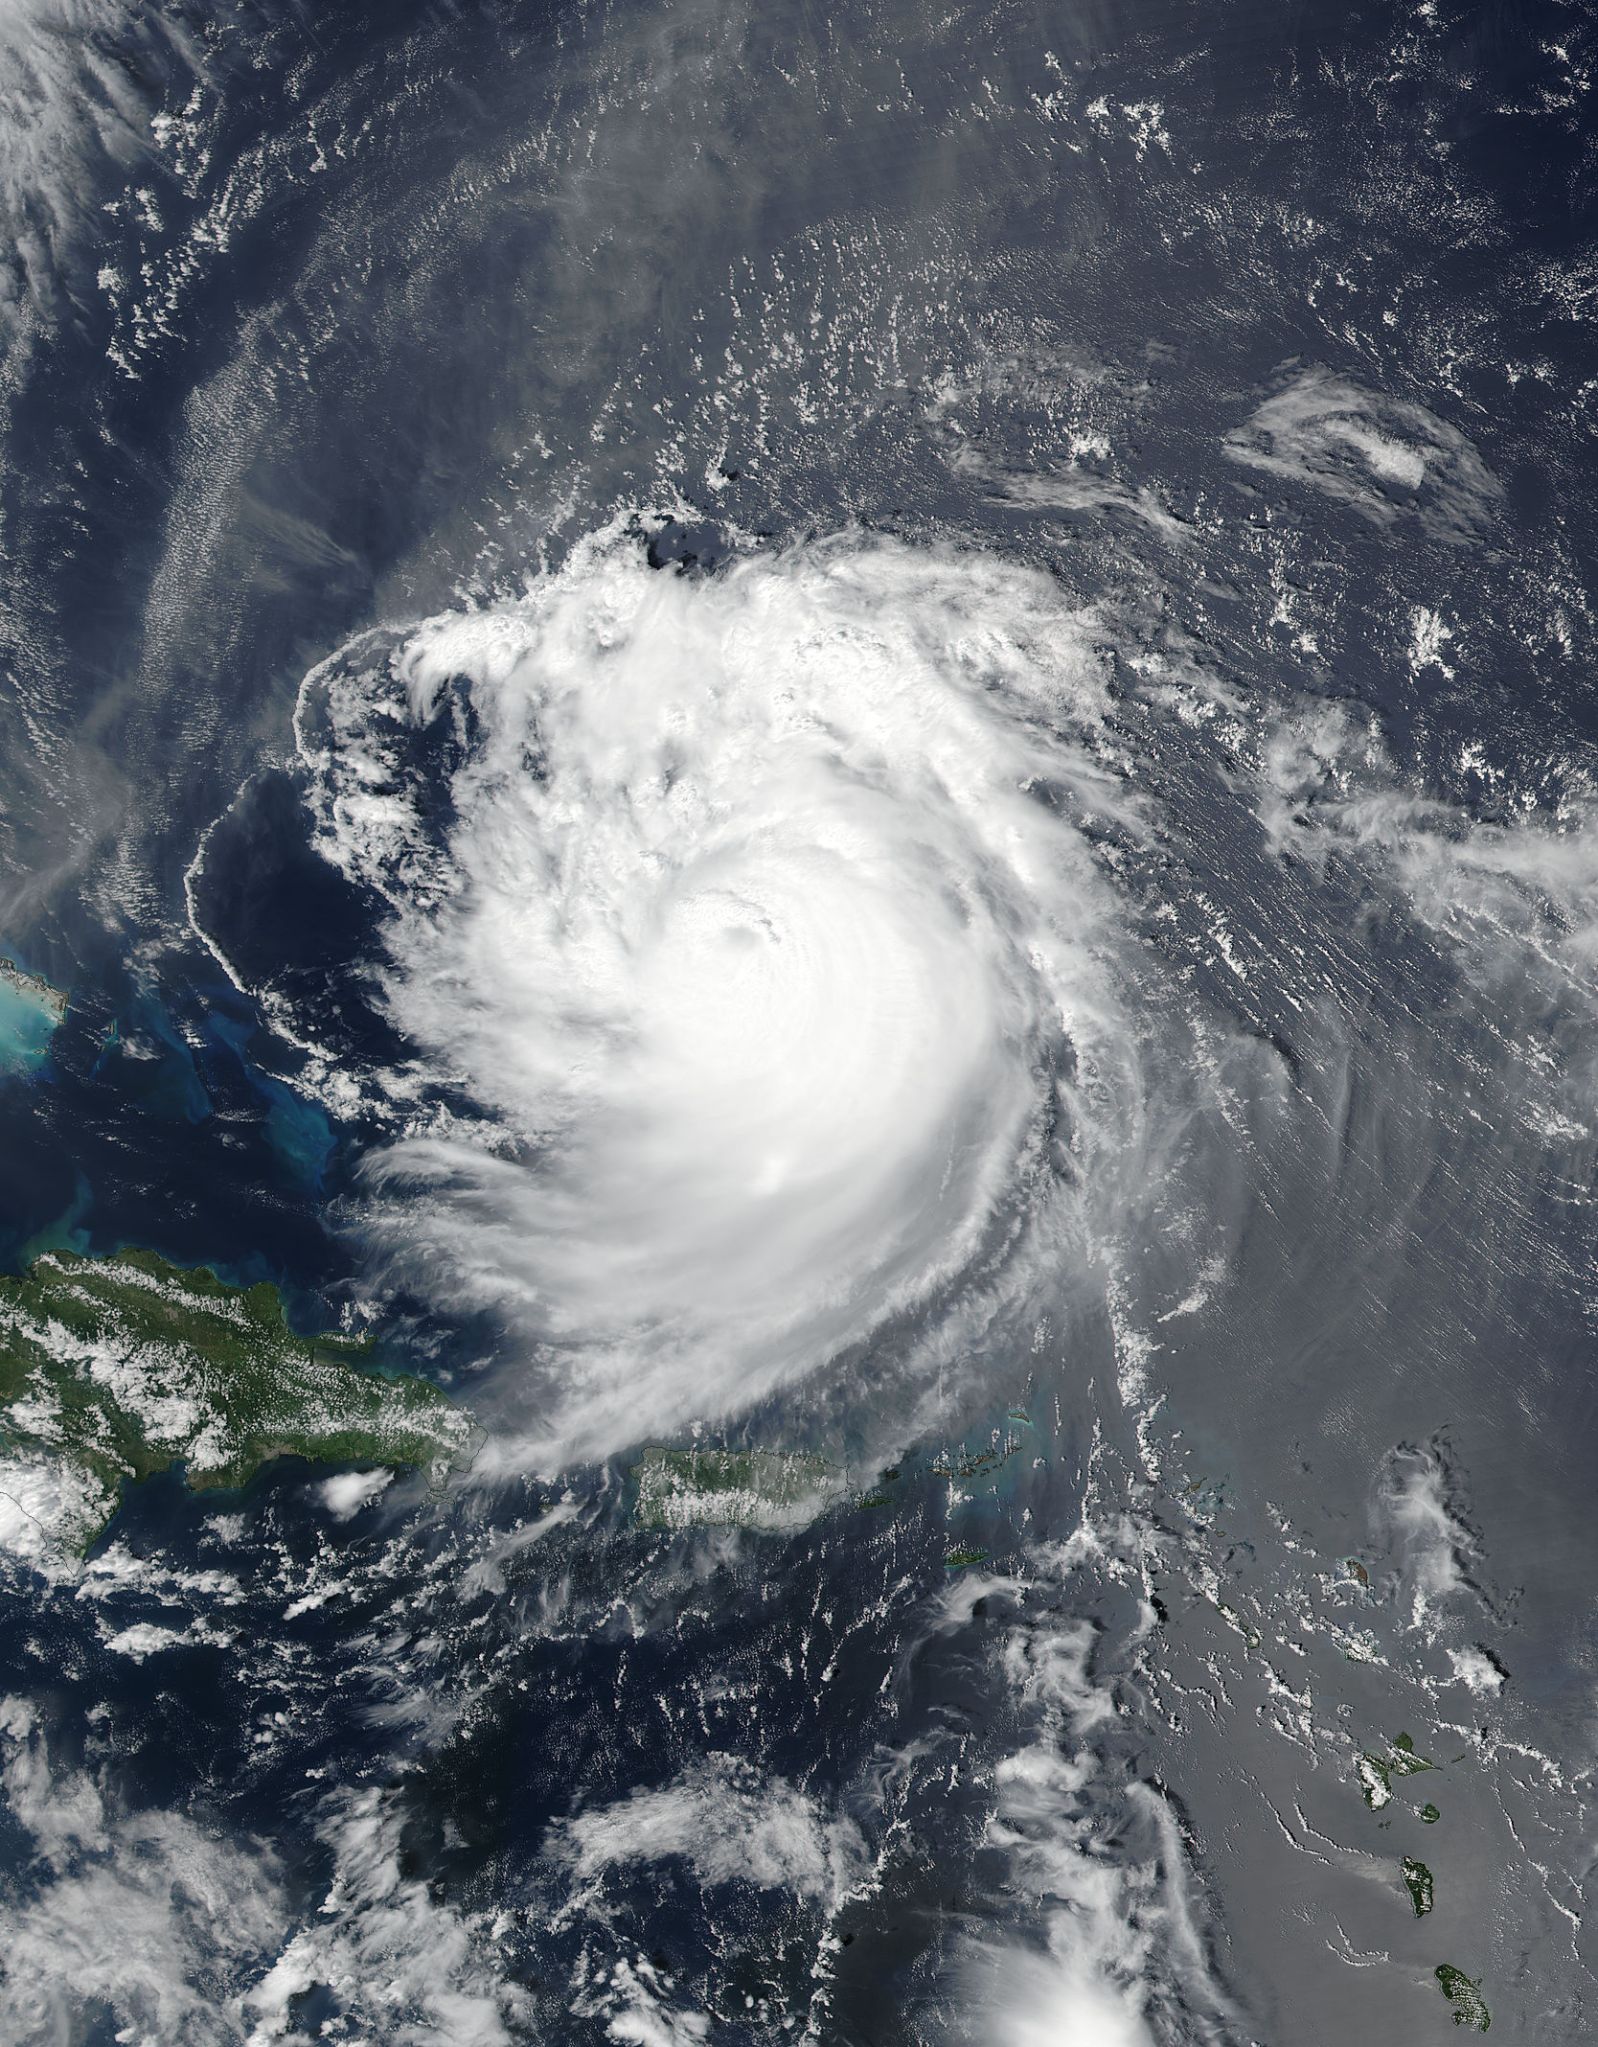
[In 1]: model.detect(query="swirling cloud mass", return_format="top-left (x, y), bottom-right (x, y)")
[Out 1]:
top-left (297, 530), bottom-right (1137, 1461)
top-left (8, 0), bottom-right (1598, 2038)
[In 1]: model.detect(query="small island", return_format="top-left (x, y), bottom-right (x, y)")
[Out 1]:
top-left (0, 1247), bottom-right (468, 1558)
top-left (0, 956), bottom-right (67, 1077)
top-left (1357, 1730), bottom-right (1436, 1809)
top-left (1401, 1856), bottom-right (1434, 1917)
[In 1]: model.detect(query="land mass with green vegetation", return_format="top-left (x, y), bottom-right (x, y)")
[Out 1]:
top-left (1401, 1856), bottom-right (1434, 1917)
top-left (0, 1247), bottom-right (468, 1557)
top-left (1435, 1965), bottom-right (1490, 2030)
top-left (632, 1446), bottom-right (844, 1531)
top-left (1357, 1730), bottom-right (1436, 1810)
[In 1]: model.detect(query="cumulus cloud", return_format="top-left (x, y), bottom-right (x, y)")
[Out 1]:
top-left (1448, 1645), bottom-right (1507, 1696)
top-left (100, 1618), bottom-right (216, 1660)
top-left (243, 1787), bottom-right (525, 2047)
top-left (318, 1468), bottom-right (394, 1520)
top-left (0, 1696), bottom-right (286, 2045)
top-left (942, 1559), bottom-right (1237, 2047)
top-left (569, 1953), bottom-right (712, 2047)
top-left (1368, 1437), bottom-right (1498, 1640)
top-left (0, 1700), bottom-right (523, 2047)
top-left (559, 1754), bottom-right (866, 1907)
top-left (294, 526), bottom-right (1146, 1465)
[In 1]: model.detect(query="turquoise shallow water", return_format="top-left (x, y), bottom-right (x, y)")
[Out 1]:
top-left (0, 976), bottom-right (61, 1077)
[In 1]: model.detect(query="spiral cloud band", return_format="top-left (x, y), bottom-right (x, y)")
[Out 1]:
top-left (296, 529), bottom-right (1138, 1462)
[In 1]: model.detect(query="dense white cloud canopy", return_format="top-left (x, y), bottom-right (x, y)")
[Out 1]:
top-left (297, 528), bottom-right (1139, 1462)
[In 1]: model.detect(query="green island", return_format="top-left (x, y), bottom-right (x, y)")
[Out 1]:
top-left (1358, 1731), bottom-right (1436, 1810)
top-left (0, 957), bottom-right (67, 1077)
top-left (857, 1472), bottom-right (899, 1510)
top-left (632, 1446), bottom-right (844, 1531)
top-left (1435, 1965), bottom-right (1490, 2031)
top-left (943, 1544), bottom-right (989, 1569)
top-left (0, 1247), bottom-right (469, 1557)
top-left (1401, 1856), bottom-right (1434, 1917)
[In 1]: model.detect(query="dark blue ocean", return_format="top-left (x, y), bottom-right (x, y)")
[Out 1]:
top-left (1, 1), bottom-right (1597, 2040)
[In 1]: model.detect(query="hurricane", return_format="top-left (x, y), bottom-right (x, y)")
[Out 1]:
top-left (279, 528), bottom-right (1155, 1460)
top-left (2, 1), bottom-right (1597, 2041)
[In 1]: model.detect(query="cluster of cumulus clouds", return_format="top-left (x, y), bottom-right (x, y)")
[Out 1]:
top-left (0, 1686), bottom-right (881, 2047)
top-left (0, 1694), bottom-right (527, 2046)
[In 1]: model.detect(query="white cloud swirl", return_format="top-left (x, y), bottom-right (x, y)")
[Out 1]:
top-left (295, 525), bottom-right (1143, 1464)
